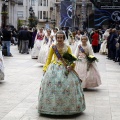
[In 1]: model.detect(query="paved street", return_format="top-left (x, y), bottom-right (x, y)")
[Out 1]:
top-left (0, 46), bottom-right (120, 120)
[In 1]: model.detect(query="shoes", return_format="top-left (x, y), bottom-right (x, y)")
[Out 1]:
top-left (7, 54), bottom-right (13, 57)
top-left (106, 57), bottom-right (110, 60)
top-left (27, 52), bottom-right (29, 54)
top-left (83, 88), bottom-right (88, 91)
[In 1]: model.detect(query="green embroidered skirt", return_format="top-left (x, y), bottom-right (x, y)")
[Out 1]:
top-left (38, 63), bottom-right (86, 115)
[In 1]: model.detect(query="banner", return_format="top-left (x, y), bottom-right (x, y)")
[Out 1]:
top-left (94, 8), bottom-right (120, 26)
top-left (60, 1), bottom-right (72, 27)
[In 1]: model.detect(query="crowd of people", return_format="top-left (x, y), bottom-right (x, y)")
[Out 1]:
top-left (0, 24), bottom-right (120, 115)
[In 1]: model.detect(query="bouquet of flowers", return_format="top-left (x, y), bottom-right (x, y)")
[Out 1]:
top-left (63, 52), bottom-right (77, 76)
top-left (86, 55), bottom-right (98, 71)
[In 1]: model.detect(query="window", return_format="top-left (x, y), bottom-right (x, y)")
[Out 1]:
top-left (47, 11), bottom-right (48, 18)
top-left (31, 0), bottom-right (35, 6)
top-left (17, 11), bottom-right (23, 18)
top-left (47, 0), bottom-right (48, 6)
top-left (38, 11), bottom-right (39, 19)
top-left (40, 11), bottom-right (42, 19)
top-left (39, 0), bottom-right (42, 6)
top-left (18, 0), bottom-right (23, 5)
top-left (43, 11), bottom-right (46, 19)
top-left (43, 0), bottom-right (46, 6)
top-left (38, 11), bottom-right (43, 19)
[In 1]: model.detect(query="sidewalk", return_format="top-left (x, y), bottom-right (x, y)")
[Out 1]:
top-left (0, 46), bottom-right (120, 120)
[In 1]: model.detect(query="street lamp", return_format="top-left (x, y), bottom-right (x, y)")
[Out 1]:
top-left (1, 0), bottom-right (8, 28)
top-left (29, 6), bottom-right (34, 27)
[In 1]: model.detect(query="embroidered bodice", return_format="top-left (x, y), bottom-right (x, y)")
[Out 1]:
top-left (75, 44), bottom-right (94, 60)
top-left (37, 32), bottom-right (44, 40)
top-left (78, 45), bottom-right (89, 59)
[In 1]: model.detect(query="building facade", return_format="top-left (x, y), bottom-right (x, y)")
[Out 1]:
top-left (0, 0), bottom-right (29, 28)
top-left (1, 0), bottom-right (55, 28)
top-left (33, 0), bottom-right (56, 28)
top-left (0, 0), bottom-right (93, 29)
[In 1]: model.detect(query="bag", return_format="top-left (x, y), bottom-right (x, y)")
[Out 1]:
top-left (2, 46), bottom-right (7, 56)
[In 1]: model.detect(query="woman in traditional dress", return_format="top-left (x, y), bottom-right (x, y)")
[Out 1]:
top-left (70, 30), bottom-right (83, 52)
top-left (0, 45), bottom-right (4, 81)
top-left (75, 35), bottom-right (101, 89)
top-left (51, 28), bottom-right (58, 44)
top-left (37, 29), bottom-right (53, 64)
top-left (31, 28), bottom-right (44, 59)
top-left (38, 31), bottom-right (86, 115)
top-left (72, 30), bottom-right (91, 53)
top-left (99, 29), bottom-right (110, 55)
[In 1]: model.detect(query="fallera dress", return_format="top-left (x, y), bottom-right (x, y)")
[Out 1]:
top-left (31, 32), bottom-right (44, 58)
top-left (0, 46), bottom-right (4, 81)
top-left (99, 29), bottom-right (109, 54)
top-left (69, 34), bottom-right (82, 53)
top-left (75, 44), bottom-right (101, 88)
top-left (38, 44), bottom-right (86, 115)
top-left (70, 34), bottom-right (91, 54)
top-left (37, 35), bottom-right (52, 64)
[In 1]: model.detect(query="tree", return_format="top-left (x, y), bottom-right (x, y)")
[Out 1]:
top-left (17, 19), bottom-right (23, 29)
top-left (28, 15), bottom-right (39, 28)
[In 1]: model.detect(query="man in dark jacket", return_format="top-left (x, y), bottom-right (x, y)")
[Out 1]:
top-left (107, 29), bottom-right (118, 60)
top-left (0, 27), bottom-right (3, 44)
top-left (20, 27), bottom-right (30, 54)
top-left (118, 31), bottom-right (120, 65)
top-left (18, 27), bottom-right (23, 53)
top-left (2, 25), bottom-right (12, 56)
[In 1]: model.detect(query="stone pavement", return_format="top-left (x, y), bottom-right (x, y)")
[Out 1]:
top-left (0, 46), bottom-right (120, 120)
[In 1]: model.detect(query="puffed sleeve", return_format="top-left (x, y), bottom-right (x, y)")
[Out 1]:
top-left (67, 46), bottom-right (72, 54)
top-left (43, 46), bottom-right (54, 72)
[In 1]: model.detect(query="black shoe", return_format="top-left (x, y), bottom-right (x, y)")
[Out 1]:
top-left (83, 88), bottom-right (88, 91)
top-left (7, 54), bottom-right (13, 57)
top-left (106, 57), bottom-right (111, 60)
top-left (27, 52), bottom-right (29, 54)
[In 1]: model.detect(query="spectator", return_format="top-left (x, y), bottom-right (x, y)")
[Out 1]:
top-left (117, 31), bottom-right (120, 64)
top-left (0, 26), bottom-right (3, 44)
top-left (12, 28), bottom-right (18, 45)
top-left (31, 28), bottom-right (37, 49)
top-left (2, 25), bottom-right (12, 57)
top-left (91, 30), bottom-right (99, 53)
top-left (18, 27), bottom-right (24, 53)
top-left (28, 27), bottom-right (33, 49)
top-left (109, 29), bottom-right (118, 61)
top-left (20, 27), bottom-right (30, 54)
